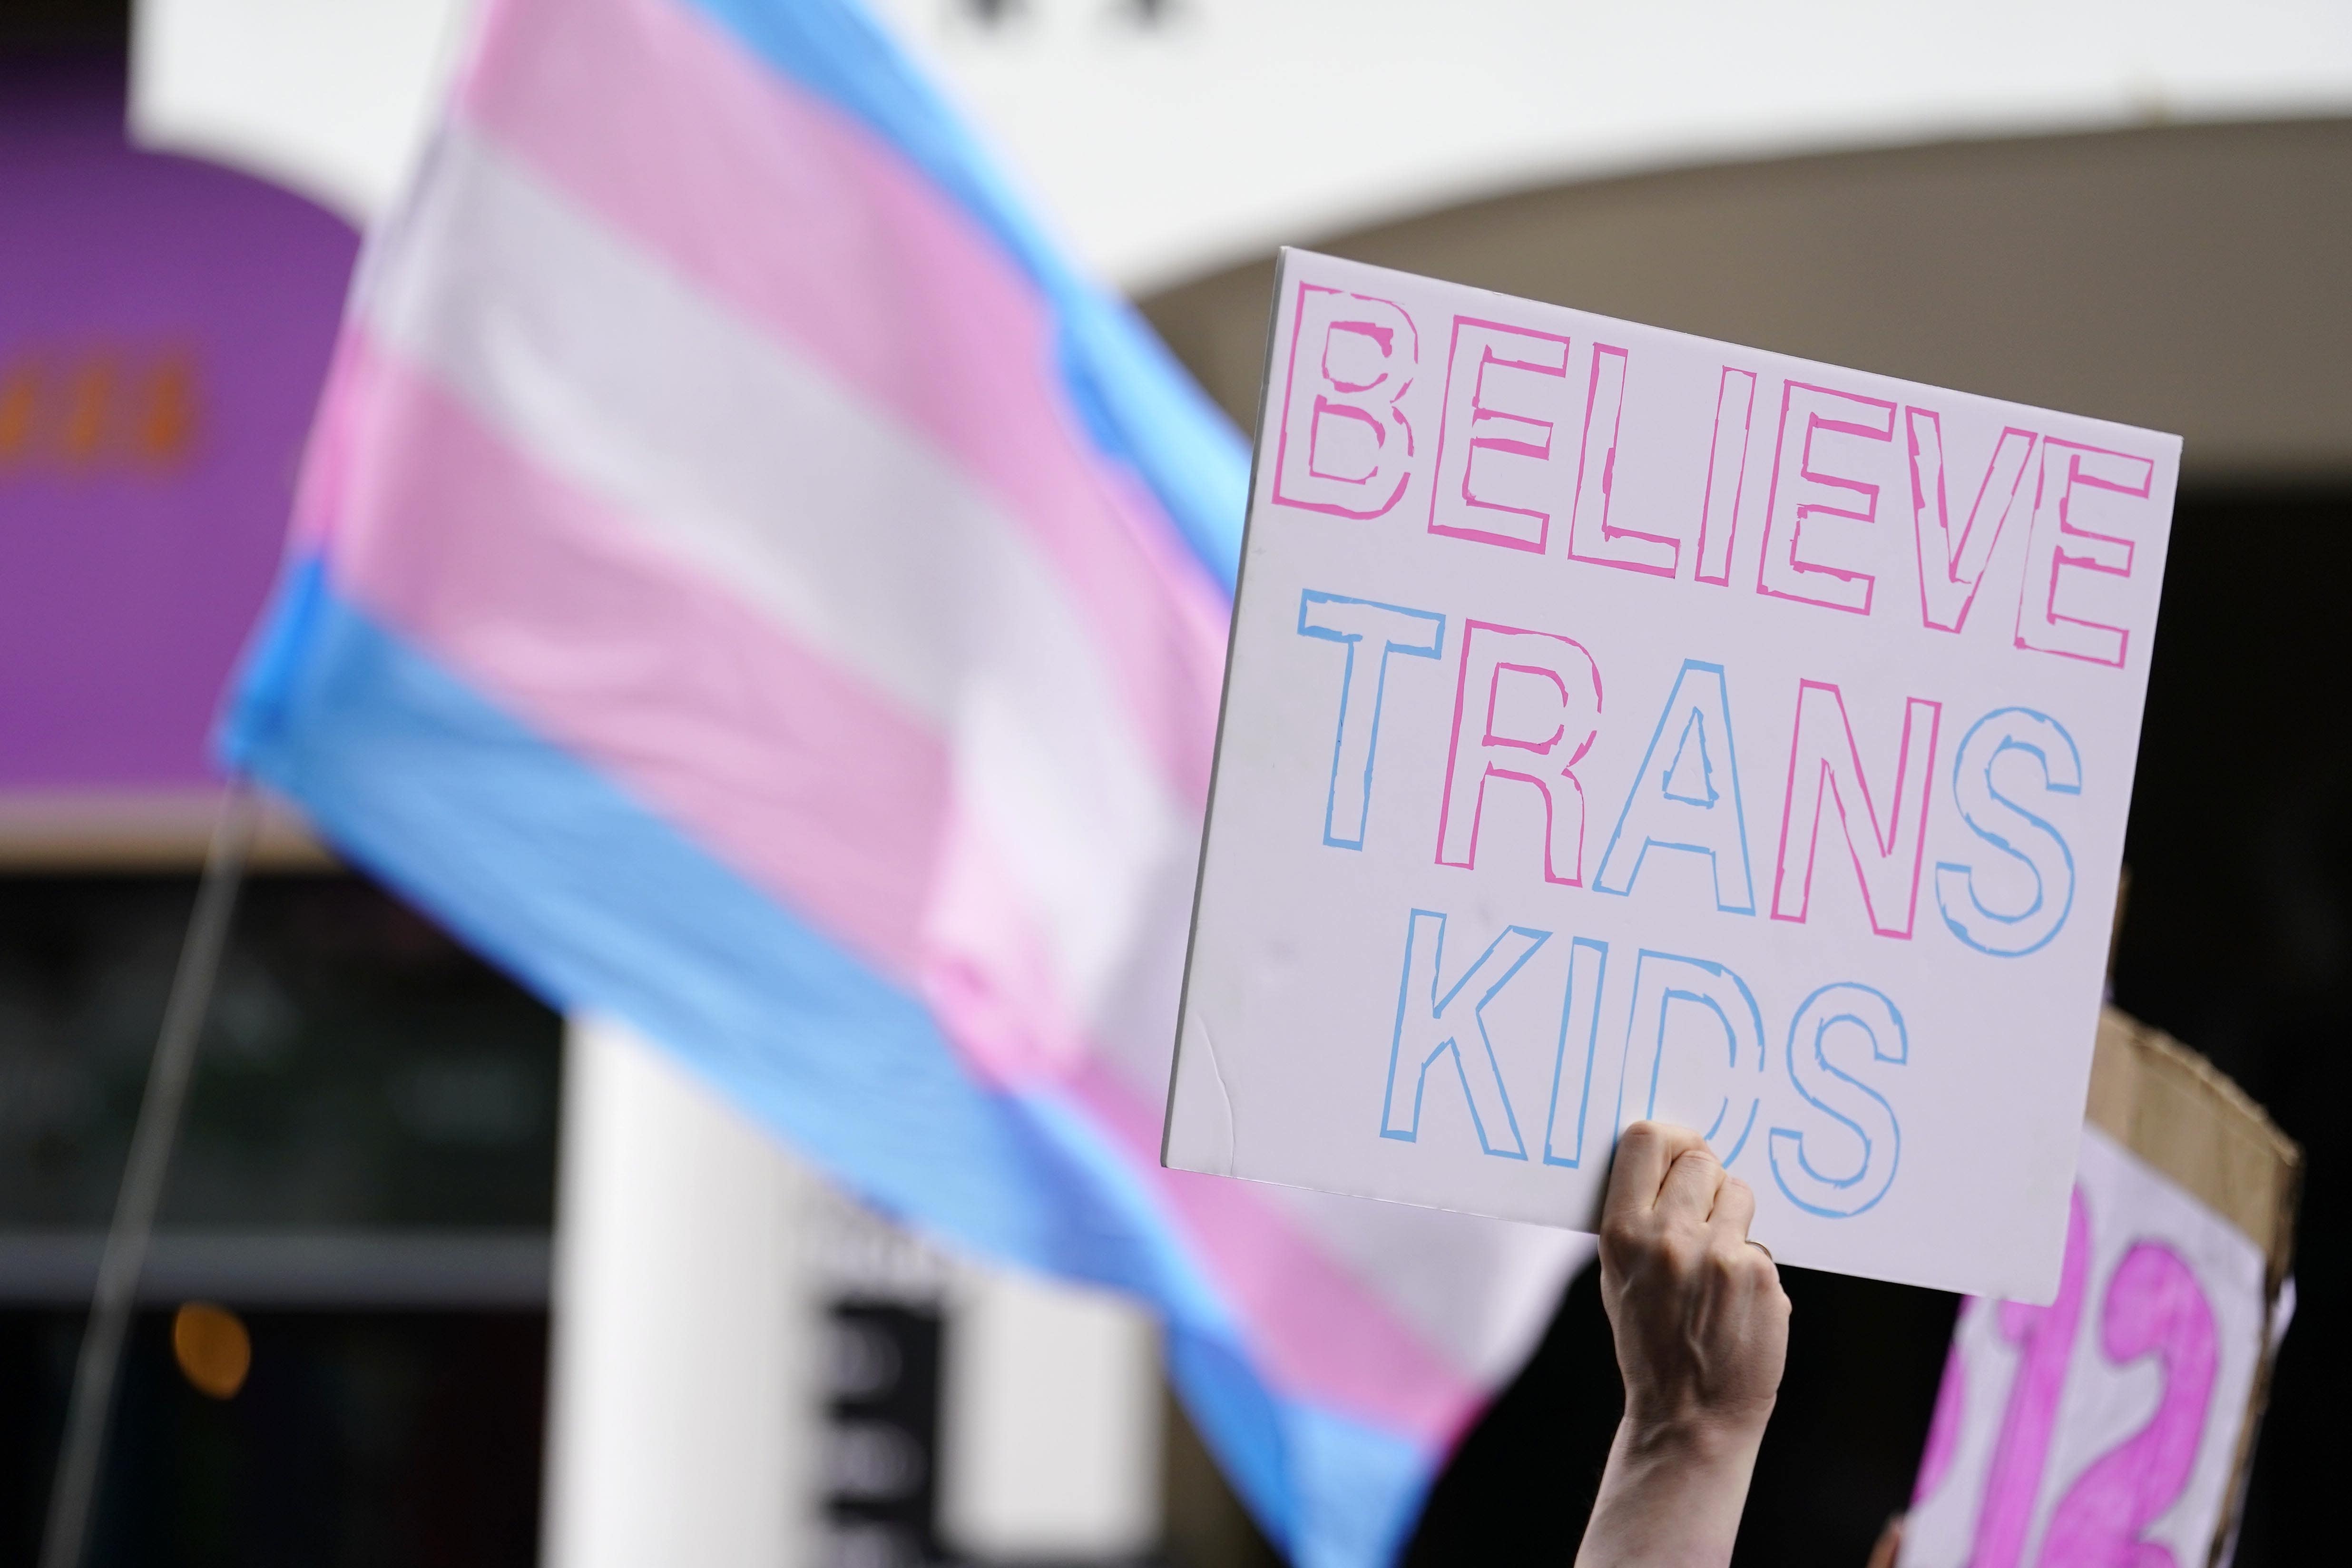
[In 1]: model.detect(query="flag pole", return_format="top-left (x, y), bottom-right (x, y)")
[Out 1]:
top-left (39, 781), bottom-right (261, 1568)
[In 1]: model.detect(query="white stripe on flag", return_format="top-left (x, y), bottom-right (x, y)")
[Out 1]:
top-left (1266, 1184), bottom-right (1592, 1385)
top-left (359, 122), bottom-right (1591, 1390)
top-left (361, 127), bottom-right (1190, 1027)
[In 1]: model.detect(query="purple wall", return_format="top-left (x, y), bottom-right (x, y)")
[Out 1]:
top-left (0, 57), bottom-right (358, 792)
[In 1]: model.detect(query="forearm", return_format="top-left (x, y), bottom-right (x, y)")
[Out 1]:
top-left (1579, 1126), bottom-right (1788, 1568)
top-left (1573, 1414), bottom-right (1767, 1568)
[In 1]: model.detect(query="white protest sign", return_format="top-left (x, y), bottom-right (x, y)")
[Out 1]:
top-left (1166, 249), bottom-right (2179, 1300)
top-left (1899, 1124), bottom-right (2283, 1568)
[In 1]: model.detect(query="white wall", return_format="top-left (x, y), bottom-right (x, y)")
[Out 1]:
top-left (130, 0), bottom-right (474, 227)
top-left (136, 0), bottom-right (2352, 286)
top-left (875, 0), bottom-right (2352, 288)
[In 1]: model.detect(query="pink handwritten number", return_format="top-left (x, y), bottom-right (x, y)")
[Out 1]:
top-left (1968, 1187), bottom-right (2092, 1568)
top-left (2034, 1244), bottom-right (2218, 1568)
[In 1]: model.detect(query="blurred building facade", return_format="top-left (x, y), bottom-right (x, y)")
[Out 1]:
top-left (0, 22), bottom-right (551, 1561)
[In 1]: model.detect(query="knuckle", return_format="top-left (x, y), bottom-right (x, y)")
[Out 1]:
top-left (1656, 1234), bottom-right (1700, 1277)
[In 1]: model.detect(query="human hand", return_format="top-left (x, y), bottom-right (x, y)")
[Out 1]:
top-left (1597, 1119), bottom-right (1790, 1449)
top-left (1865, 1513), bottom-right (1906, 1568)
top-left (1575, 1121), bottom-right (1791, 1568)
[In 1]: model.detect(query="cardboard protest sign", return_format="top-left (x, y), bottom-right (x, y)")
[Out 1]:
top-left (1166, 250), bottom-right (2179, 1300)
top-left (1900, 1009), bottom-right (2300, 1568)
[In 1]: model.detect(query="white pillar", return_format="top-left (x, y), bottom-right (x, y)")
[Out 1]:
top-left (541, 1016), bottom-right (819, 1568)
top-left (937, 1265), bottom-right (1163, 1561)
top-left (541, 1015), bottom-right (1169, 1567)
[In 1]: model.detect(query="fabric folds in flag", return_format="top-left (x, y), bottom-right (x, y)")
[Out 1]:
top-left (221, 0), bottom-right (1591, 1561)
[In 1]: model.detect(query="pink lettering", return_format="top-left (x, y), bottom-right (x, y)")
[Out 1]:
top-left (1272, 283), bottom-right (1420, 519)
top-left (1758, 382), bottom-right (1898, 615)
top-left (1770, 679), bottom-right (1941, 938)
top-left (1695, 366), bottom-right (1758, 586)
top-left (1970, 1187), bottom-right (2093, 1568)
top-left (2035, 1243), bottom-right (2218, 1568)
top-left (1437, 622), bottom-right (1604, 886)
top-left (1565, 345), bottom-right (1676, 577)
top-left (1428, 317), bottom-right (1572, 552)
top-left (1908, 410), bottom-right (2037, 634)
top-left (2014, 439), bottom-right (2156, 668)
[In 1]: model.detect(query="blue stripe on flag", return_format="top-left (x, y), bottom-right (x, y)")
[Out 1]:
top-left (1287, 1404), bottom-right (1435, 1568)
top-left (218, 562), bottom-right (1434, 1560)
top-left (224, 560), bottom-right (1202, 1307)
top-left (678, 0), bottom-right (1249, 589)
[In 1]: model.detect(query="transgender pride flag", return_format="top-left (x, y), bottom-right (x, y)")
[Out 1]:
top-left (222, 0), bottom-right (1588, 1560)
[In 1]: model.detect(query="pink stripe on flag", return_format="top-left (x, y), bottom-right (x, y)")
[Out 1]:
top-left (316, 344), bottom-right (1480, 1438)
top-left (317, 332), bottom-right (949, 982)
top-left (455, 0), bottom-right (1229, 805)
top-left (306, 323), bottom-right (1471, 1444)
top-left (864, 787), bottom-right (1481, 1435)
top-left (920, 839), bottom-right (1484, 1441)
top-left (918, 807), bottom-right (1098, 1086)
top-left (1062, 1060), bottom-right (1486, 1442)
